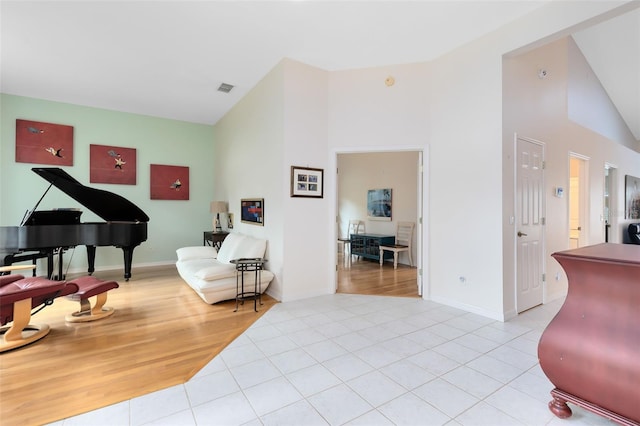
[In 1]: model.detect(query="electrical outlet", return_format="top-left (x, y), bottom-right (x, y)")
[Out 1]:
top-left (459, 276), bottom-right (466, 284)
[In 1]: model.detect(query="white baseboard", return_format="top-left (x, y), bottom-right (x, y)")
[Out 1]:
top-left (44, 260), bottom-right (176, 277)
top-left (429, 295), bottom-right (506, 322)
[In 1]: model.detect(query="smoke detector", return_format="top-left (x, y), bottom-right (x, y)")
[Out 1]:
top-left (217, 83), bottom-right (234, 93)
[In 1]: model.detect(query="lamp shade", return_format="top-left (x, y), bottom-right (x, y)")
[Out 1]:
top-left (210, 201), bottom-right (227, 214)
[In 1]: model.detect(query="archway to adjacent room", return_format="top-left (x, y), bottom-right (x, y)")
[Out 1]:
top-left (334, 149), bottom-right (425, 299)
top-left (604, 163), bottom-right (618, 242)
top-left (568, 153), bottom-right (590, 248)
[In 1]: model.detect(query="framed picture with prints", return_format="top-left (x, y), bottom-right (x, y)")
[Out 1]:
top-left (290, 166), bottom-right (324, 198)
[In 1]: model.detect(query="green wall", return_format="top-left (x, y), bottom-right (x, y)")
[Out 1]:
top-left (0, 94), bottom-right (215, 276)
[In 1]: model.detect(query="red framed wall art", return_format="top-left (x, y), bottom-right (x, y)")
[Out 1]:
top-left (90, 144), bottom-right (137, 185)
top-left (150, 164), bottom-right (189, 200)
top-left (15, 119), bottom-right (74, 166)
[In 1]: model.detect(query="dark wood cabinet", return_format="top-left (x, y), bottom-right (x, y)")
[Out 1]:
top-left (539, 243), bottom-right (640, 425)
top-left (350, 233), bottom-right (394, 262)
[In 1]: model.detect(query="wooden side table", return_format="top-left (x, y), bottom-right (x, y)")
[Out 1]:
top-left (203, 231), bottom-right (229, 250)
top-left (230, 258), bottom-right (265, 312)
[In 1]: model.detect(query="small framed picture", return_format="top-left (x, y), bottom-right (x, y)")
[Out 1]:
top-left (241, 199), bottom-right (264, 226)
top-left (290, 166), bottom-right (324, 198)
top-left (367, 188), bottom-right (392, 221)
top-left (625, 175), bottom-right (640, 219)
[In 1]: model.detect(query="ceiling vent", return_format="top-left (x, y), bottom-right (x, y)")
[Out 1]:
top-left (217, 83), bottom-right (234, 93)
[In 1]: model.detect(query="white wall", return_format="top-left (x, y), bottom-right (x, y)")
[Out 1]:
top-left (329, 1), bottom-right (634, 320)
top-left (426, 1), bottom-right (638, 319)
top-left (209, 0), bottom-right (635, 320)
top-left (568, 37), bottom-right (638, 149)
top-left (502, 38), bottom-right (571, 314)
top-left (502, 33), bottom-right (640, 315)
top-left (281, 59), bottom-right (331, 301)
top-left (325, 43), bottom-right (508, 318)
top-left (337, 151), bottom-right (419, 266)
top-left (327, 62), bottom-right (430, 297)
top-left (213, 61), bottom-right (286, 300)
top-left (426, 36), bottom-right (506, 318)
top-left (214, 59), bottom-right (330, 302)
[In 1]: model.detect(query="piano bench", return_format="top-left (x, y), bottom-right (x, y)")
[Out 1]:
top-left (65, 276), bottom-right (119, 323)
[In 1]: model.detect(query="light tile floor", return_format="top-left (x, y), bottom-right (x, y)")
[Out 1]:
top-left (51, 294), bottom-right (617, 426)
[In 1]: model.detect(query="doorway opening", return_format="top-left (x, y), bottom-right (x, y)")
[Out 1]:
top-left (335, 149), bottom-right (424, 298)
top-left (569, 153), bottom-right (590, 248)
top-left (604, 164), bottom-right (617, 242)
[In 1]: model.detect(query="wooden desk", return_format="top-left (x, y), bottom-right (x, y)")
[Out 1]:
top-left (203, 231), bottom-right (228, 250)
top-left (539, 243), bottom-right (640, 425)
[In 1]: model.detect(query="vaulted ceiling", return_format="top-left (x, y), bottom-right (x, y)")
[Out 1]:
top-left (1, 1), bottom-right (638, 140)
top-left (573, 8), bottom-right (640, 140)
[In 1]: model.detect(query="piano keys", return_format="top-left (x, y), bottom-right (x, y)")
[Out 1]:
top-left (0, 167), bottom-right (149, 281)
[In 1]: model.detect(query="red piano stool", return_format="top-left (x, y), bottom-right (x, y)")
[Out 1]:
top-left (539, 243), bottom-right (640, 426)
top-left (65, 276), bottom-right (119, 322)
top-left (0, 274), bottom-right (79, 352)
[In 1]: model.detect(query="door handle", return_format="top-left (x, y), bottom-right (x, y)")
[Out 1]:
top-left (517, 231), bottom-right (527, 237)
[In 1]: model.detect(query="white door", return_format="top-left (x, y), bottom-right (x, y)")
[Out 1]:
top-left (516, 137), bottom-right (544, 313)
top-left (417, 150), bottom-right (424, 296)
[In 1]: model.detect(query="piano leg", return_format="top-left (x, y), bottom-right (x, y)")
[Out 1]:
top-left (58, 249), bottom-right (64, 281)
top-left (86, 245), bottom-right (96, 275)
top-left (121, 246), bottom-right (137, 281)
top-left (46, 250), bottom-right (54, 279)
top-left (84, 246), bottom-right (137, 281)
top-left (47, 247), bottom-right (65, 281)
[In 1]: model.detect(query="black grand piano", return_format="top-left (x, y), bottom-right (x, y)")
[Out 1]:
top-left (0, 167), bottom-right (149, 281)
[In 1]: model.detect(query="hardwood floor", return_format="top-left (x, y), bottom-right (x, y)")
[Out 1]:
top-left (0, 258), bottom-right (417, 426)
top-left (337, 254), bottom-right (419, 298)
top-left (0, 266), bottom-right (277, 426)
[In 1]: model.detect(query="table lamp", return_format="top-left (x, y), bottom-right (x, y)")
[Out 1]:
top-left (210, 201), bottom-right (227, 233)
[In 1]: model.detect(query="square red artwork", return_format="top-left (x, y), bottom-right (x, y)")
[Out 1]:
top-left (150, 164), bottom-right (189, 200)
top-left (90, 144), bottom-right (137, 185)
top-left (15, 119), bottom-right (74, 166)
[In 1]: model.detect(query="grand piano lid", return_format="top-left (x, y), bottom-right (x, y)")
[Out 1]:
top-left (32, 167), bottom-right (150, 223)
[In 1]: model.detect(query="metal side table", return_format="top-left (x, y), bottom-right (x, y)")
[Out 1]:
top-left (230, 258), bottom-right (266, 312)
